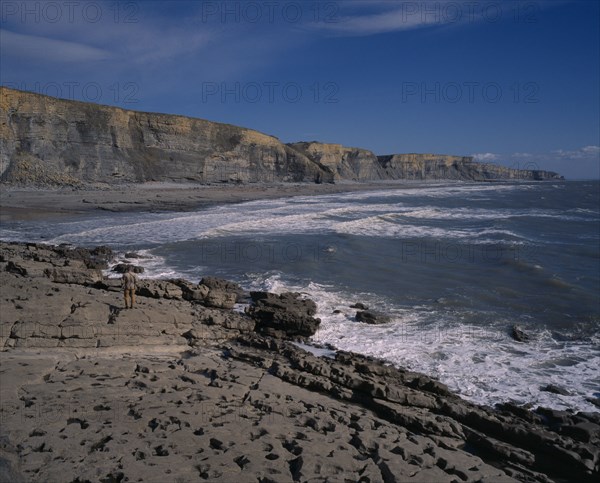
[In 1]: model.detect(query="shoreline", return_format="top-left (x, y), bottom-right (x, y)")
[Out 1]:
top-left (0, 178), bottom-right (558, 222)
top-left (0, 181), bottom-right (425, 222)
top-left (0, 240), bottom-right (599, 482)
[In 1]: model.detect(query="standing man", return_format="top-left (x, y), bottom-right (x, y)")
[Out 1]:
top-left (122, 265), bottom-right (138, 309)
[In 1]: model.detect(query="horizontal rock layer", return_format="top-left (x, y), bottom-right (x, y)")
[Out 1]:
top-left (0, 241), bottom-right (597, 482)
top-left (1, 87), bottom-right (562, 186)
top-left (0, 87), bottom-right (326, 185)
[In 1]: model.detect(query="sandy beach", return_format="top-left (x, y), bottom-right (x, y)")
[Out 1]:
top-left (0, 182), bottom-right (411, 222)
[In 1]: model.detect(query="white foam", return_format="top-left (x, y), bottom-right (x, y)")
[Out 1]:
top-left (11, 182), bottom-right (588, 248)
top-left (332, 214), bottom-right (529, 244)
top-left (104, 248), bottom-right (201, 281)
top-left (254, 274), bottom-right (600, 413)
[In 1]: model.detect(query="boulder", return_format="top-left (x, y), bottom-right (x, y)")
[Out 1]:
top-left (124, 252), bottom-right (150, 259)
top-left (350, 303), bottom-right (369, 310)
top-left (168, 278), bottom-right (240, 309)
top-left (204, 291), bottom-right (237, 310)
top-left (137, 280), bottom-right (183, 300)
top-left (200, 277), bottom-right (245, 301)
top-left (46, 267), bottom-right (103, 285)
top-left (586, 397), bottom-right (600, 409)
top-left (5, 260), bottom-right (53, 278)
top-left (511, 325), bottom-right (530, 342)
top-left (246, 292), bottom-right (320, 337)
top-left (356, 310), bottom-right (392, 325)
top-left (204, 311), bottom-right (255, 332)
top-left (112, 263), bottom-right (145, 274)
top-left (190, 277), bottom-right (243, 309)
top-left (541, 384), bottom-right (571, 396)
top-left (54, 245), bottom-right (114, 269)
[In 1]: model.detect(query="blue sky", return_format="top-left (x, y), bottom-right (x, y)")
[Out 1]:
top-left (1, 0), bottom-right (599, 178)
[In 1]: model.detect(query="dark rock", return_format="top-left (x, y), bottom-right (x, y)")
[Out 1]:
top-left (124, 252), bottom-right (150, 259)
top-left (205, 312), bottom-right (255, 332)
top-left (172, 277), bottom-right (243, 309)
top-left (350, 303), bottom-right (369, 310)
top-left (54, 245), bottom-right (113, 269)
top-left (93, 279), bottom-right (122, 292)
top-left (586, 397), bottom-right (600, 409)
top-left (246, 292), bottom-right (320, 337)
top-left (203, 290), bottom-right (237, 310)
top-left (0, 454), bottom-right (25, 483)
top-left (495, 403), bottom-right (543, 424)
top-left (112, 263), bottom-right (144, 274)
top-left (560, 422), bottom-right (600, 443)
top-left (200, 277), bottom-right (245, 301)
top-left (536, 407), bottom-right (571, 425)
top-left (356, 310), bottom-right (391, 325)
top-left (511, 325), bottom-right (530, 342)
top-left (90, 246), bottom-right (114, 259)
top-left (5, 261), bottom-right (27, 276)
top-left (541, 384), bottom-right (571, 396)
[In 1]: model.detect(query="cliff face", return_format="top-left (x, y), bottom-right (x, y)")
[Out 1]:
top-left (0, 87), bottom-right (327, 185)
top-left (287, 142), bottom-right (384, 181)
top-left (0, 87), bottom-right (563, 186)
top-left (377, 154), bottom-right (563, 181)
top-left (290, 146), bottom-right (564, 182)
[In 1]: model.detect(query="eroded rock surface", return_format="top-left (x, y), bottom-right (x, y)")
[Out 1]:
top-left (0, 242), bottom-right (597, 482)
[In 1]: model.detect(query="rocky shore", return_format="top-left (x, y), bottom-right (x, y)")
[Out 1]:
top-left (1, 241), bottom-right (598, 482)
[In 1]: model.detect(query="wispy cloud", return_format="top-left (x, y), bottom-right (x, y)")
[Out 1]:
top-left (551, 145), bottom-right (600, 160)
top-left (0, 29), bottom-right (112, 63)
top-left (512, 146), bottom-right (600, 162)
top-left (469, 146), bottom-right (599, 178)
top-left (506, 146), bottom-right (600, 178)
top-left (472, 152), bottom-right (500, 162)
top-left (316, 3), bottom-right (451, 36)
top-left (315, 0), bottom-right (564, 37)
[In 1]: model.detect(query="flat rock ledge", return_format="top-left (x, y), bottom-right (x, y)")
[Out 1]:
top-left (0, 241), bottom-right (598, 483)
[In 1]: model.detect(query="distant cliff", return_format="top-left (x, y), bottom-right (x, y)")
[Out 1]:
top-left (0, 87), bottom-right (563, 186)
top-left (376, 154), bottom-right (563, 181)
top-left (288, 144), bottom-right (563, 182)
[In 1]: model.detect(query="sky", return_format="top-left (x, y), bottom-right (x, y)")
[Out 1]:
top-left (1, 0), bottom-right (599, 179)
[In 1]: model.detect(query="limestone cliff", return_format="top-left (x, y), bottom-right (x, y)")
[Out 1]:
top-left (287, 142), bottom-right (383, 181)
top-left (377, 154), bottom-right (564, 181)
top-left (1, 87), bottom-right (562, 186)
top-left (291, 145), bottom-right (563, 182)
top-left (0, 87), bottom-right (327, 185)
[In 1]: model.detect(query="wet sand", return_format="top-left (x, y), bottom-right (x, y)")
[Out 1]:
top-left (0, 182), bottom-right (409, 222)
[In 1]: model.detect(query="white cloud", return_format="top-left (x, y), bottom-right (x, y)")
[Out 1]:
top-left (314, 0), bottom-right (565, 37)
top-left (317, 5), bottom-right (450, 36)
top-left (314, 0), bottom-right (510, 37)
top-left (552, 145), bottom-right (600, 160)
top-left (0, 29), bottom-right (112, 63)
top-left (472, 152), bottom-right (500, 162)
top-left (504, 146), bottom-right (600, 178)
top-left (511, 152), bottom-right (534, 159)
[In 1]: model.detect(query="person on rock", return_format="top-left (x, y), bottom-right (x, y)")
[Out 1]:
top-left (122, 265), bottom-right (138, 309)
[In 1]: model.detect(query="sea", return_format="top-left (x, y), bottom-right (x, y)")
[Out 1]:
top-left (2, 180), bottom-right (599, 413)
